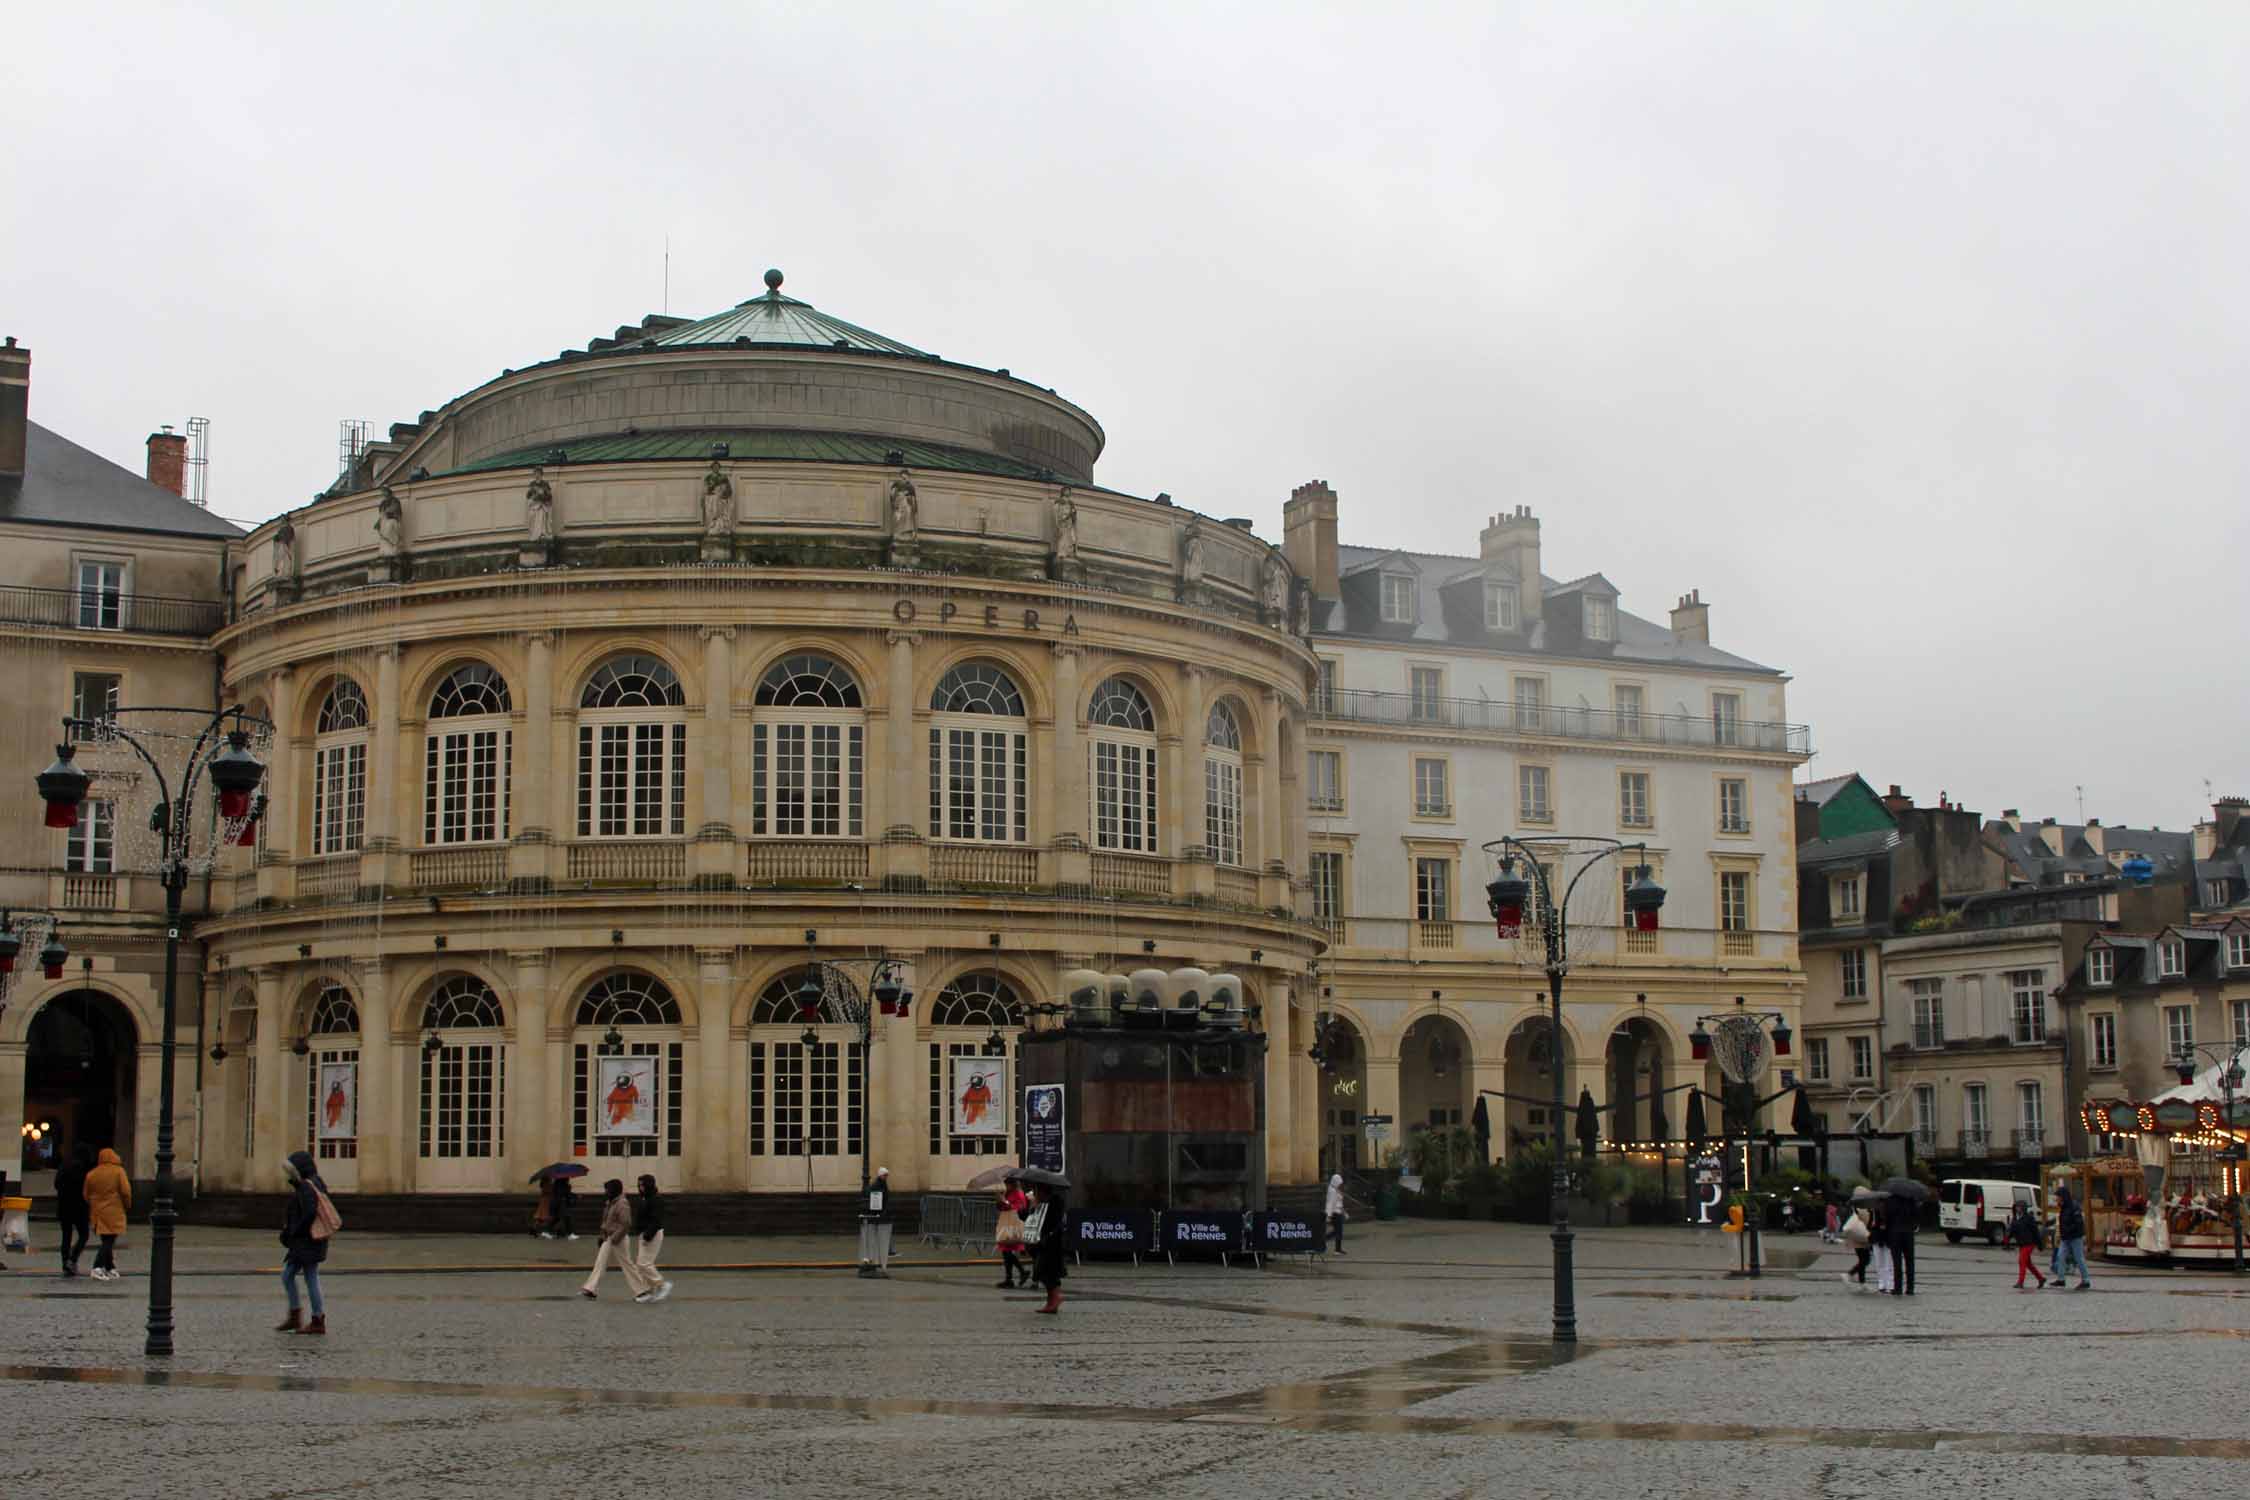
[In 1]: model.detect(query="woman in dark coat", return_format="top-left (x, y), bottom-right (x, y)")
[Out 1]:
top-left (54, 1142), bottom-right (94, 1278)
top-left (277, 1150), bottom-right (329, 1335)
top-left (1029, 1183), bottom-right (1069, 1315)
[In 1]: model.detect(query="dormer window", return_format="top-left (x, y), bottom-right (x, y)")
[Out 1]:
top-left (1380, 574), bottom-right (1415, 624)
top-left (1583, 596), bottom-right (1614, 642)
top-left (1484, 581), bottom-right (1518, 631)
top-left (2228, 933), bottom-right (2250, 970)
top-left (2087, 947), bottom-right (2114, 986)
top-left (2158, 938), bottom-right (2186, 978)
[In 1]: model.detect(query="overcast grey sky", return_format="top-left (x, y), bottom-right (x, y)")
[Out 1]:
top-left (6, 3), bottom-right (2243, 830)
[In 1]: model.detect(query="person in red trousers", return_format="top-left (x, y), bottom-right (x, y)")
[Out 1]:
top-left (2009, 1200), bottom-right (2048, 1289)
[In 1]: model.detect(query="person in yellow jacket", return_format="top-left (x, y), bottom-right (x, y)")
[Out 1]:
top-left (82, 1147), bottom-right (131, 1282)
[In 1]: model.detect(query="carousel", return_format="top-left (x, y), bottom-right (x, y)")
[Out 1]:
top-left (2077, 1048), bottom-right (2248, 1266)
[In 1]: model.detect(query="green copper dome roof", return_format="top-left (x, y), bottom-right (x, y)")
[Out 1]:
top-left (648, 269), bottom-right (930, 356)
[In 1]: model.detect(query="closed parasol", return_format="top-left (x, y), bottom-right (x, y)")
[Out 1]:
top-left (1649, 1086), bottom-right (1670, 1145)
top-left (1471, 1096), bottom-right (1492, 1162)
top-left (1575, 1087), bottom-right (1600, 1158)
top-left (1791, 1085), bottom-right (1822, 1140)
top-left (1685, 1089), bottom-right (1707, 1148)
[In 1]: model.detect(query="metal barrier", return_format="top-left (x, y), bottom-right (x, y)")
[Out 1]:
top-left (915, 1192), bottom-right (1000, 1253)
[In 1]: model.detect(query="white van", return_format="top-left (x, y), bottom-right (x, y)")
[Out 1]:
top-left (1939, 1178), bottom-right (2037, 1244)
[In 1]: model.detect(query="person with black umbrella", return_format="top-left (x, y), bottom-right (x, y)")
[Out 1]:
top-left (1882, 1176), bottom-right (1925, 1296)
top-left (548, 1170), bottom-right (578, 1242)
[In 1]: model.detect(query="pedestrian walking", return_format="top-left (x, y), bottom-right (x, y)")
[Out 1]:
top-left (1839, 1203), bottom-right (1871, 1285)
top-left (54, 1143), bottom-right (93, 1278)
top-left (277, 1150), bottom-right (333, 1334)
top-left (629, 1174), bottom-right (672, 1304)
top-left (1868, 1203), bottom-right (1896, 1293)
top-left (1324, 1173), bottom-right (1349, 1254)
top-left (1027, 1181), bottom-right (1068, 1315)
top-left (82, 1147), bottom-right (131, 1282)
top-left (1885, 1189), bottom-right (1918, 1296)
top-left (2050, 1184), bottom-right (2093, 1290)
top-left (995, 1179), bottom-right (1031, 1289)
top-left (548, 1173), bottom-right (578, 1241)
top-left (580, 1179), bottom-right (632, 1299)
top-left (2010, 1199), bottom-right (2048, 1290)
top-left (859, 1166), bottom-right (894, 1277)
top-left (531, 1179), bottom-right (554, 1239)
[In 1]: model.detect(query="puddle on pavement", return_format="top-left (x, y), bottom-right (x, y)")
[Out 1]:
top-left (1599, 1290), bottom-right (1799, 1302)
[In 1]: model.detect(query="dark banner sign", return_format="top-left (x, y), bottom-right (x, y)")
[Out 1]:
top-left (1251, 1211), bottom-right (1324, 1254)
top-left (1068, 1209), bottom-right (1155, 1256)
top-left (1023, 1084), bottom-right (1065, 1174)
top-left (1162, 1210), bottom-right (1246, 1256)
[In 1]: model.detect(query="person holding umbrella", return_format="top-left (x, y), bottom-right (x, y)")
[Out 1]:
top-left (1882, 1176), bottom-right (1926, 1296)
top-left (531, 1163), bottom-right (585, 1240)
top-left (1016, 1167), bottom-right (1070, 1314)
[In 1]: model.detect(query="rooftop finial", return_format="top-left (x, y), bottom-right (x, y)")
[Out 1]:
top-left (764, 268), bottom-right (784, 294)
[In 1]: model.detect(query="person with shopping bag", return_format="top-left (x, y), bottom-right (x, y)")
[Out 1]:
top-left (995, 1178), bottom-right (1031, 1290)
top-left (1839, 1204), bottom-right (1872, 1286)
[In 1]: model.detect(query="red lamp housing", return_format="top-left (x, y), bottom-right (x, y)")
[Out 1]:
top-left (38, 744), bottom-right (90, 830)
top-left (795, 971), bottom-right (824, 1024)
top-left (1486, 869), bottom-right (1530, 937)
top-left (39, 938), bottom-right (68, 981)
top-left (1624, 865), bottom-right (1666, 932)
top-left (0, 928), bottom-right (17, 975)
top-left (1769, 1019), bottom-right (1792, 1057)
top-left (208, 729), bottom-right (266, 821)
top-left (1690, 1022), bottom-right (1711, 1062)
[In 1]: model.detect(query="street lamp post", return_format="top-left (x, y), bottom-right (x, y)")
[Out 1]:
top-left (795, 935), bottom-right (913, 1199)
top-left (1484, 836), bottom-right (1665, 1344)
top-left (2168, 1042), bottom-right (2248, 1274)
top-left (37, 708), bottom-right (268, 1357)
top-left (1686, 997), bottom-right (1795, 1278)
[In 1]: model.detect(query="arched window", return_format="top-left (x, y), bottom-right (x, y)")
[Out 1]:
top-left (417, 976), bottom-right (505, 1170)
top-left (312, 679), bottom-right (369, 856)
top-left (577, 654), bottom-right (686, 839)
top-left (1204, 700), bottom-right (1244, 866)
top-left (1088, 677), bottom-right (1157, 854)
top-left (425, 666), bottom-right (512, 846)
top-left (574, 973), bottom-right (684, 1163)
top-left (929, 663), bottom-right (1029, 843)
top-left (752, 654), bottom-right (864, 839)
top-left (929, 972), bottom-right (1024, 1160)
top-left (747, 969), bottom-right (863, 1160)
top-left (304, 986), bottom-right (360, 1167)
top-left (421, 975), bottom-right (505, 1031)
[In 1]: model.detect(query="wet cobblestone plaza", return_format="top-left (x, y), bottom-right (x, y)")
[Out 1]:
top-left (4, 1219), bottom-right (2245, 1497)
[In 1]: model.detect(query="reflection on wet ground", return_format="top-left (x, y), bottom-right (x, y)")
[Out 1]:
top-left (1598, 1290), bottom-right (1799, 1301)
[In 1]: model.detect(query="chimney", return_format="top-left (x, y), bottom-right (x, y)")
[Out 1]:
top-left (1478, 505), bottom-right (1543, 627)
top-left (0, 337), bottom-right (27, 478)
top-left (1282, 480), bottom-right (1339, 598)
top-left (2001, 808), bottom-right (2022, 831)
top-left (1881, 784), bottom-right (1914, 815)
top-left (2083, 819), bottom-right (2105, 859)
top-left (2215, 797), bottom-right (2248, 851)
top-left (1670, 588), bottom-right (1710, 645)
top-left (146, 425), bottom-right (188, 496)
top-left (2037, 817), bottom-right (2063, 857)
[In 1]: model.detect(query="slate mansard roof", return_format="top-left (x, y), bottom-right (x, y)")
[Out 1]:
top-left (0, 423), bottom-right (243, 539)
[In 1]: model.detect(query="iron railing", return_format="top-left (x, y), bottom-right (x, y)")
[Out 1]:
top-left (1312, 687), bottom-right (1811, 755)
top-left (0, 584), bottom-right (224, 638)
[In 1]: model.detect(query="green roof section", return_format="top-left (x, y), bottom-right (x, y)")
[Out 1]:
top-left (646, 269), bottom-right (931, 356)
top-left (442, 428), bottom-right (1057, 482)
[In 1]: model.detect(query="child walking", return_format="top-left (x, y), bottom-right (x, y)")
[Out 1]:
top-left (2010, 1199), bottom-right (2048, 1289)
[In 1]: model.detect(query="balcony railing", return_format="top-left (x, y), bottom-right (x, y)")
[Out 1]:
top-left (1414, 919), bottom-right (1456, 950)
top-left (931, 844), bottom-right (1037, 887)
top-left (745, 840), bottom-right (869, 885)
top-left (1913, 1129), bottom-right (1938, 1156)
top-left (1090, 853), bottom-right (1172, 899)
top-left (295, 854), bottom-right (360, 901)
top-left (1721, 929), bottom-right (1756, 958)
top-left (567, 840), bottom-right (685, 885)
top-left (1314, 687), bottom-right (1812, 755)
top-left (411, 846), bottom-right (507, 889)
top-left (1913, 1023), bottom-right (1946, 1049)
top-left (1214, 866), bottom-right (1261, 907)
top-left (58, 872), bottom-right (118, 910)
top-left (1959, 1129), bottom-right (1989, 1159)
top-left (2014, 1128), bottom-right (2047, 1157)
top-left (0, 583), bottom-right (225, 638)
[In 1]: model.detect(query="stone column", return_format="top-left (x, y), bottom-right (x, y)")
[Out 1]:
top-left (362, 644), bottom-right (404, 890)
top-left (1049, 644), bottom-right (1089, 890)
top-left (1263, 973), bottom-right (1294, 1186)
top-left (694, 627), bottom-right (737, 884)
top-left (0, 1041), bottom-right (26, 1183)
top-left (878, 950), bottom-right (926, 1189)
top-left (258, 666), bottom-right (298, 902)
top-left (1365, 1048), bottom-right (1402, 1168)
top-left (1175, 665), bottom-right (1213, 900)
top-left (354, 959), bottom-right (397, 1192)
top-left (510, 949), bottom-right (552, 1186)
top-left (510, 631), bottom-right (555, 887)
top-left (545, 640), bottom-right (576, 859)
top-left (882, 631), bottom-right (926, 886)
top-left (251, 965), bottom-right (285, 1189)
top-left (1291, 990), bottom-right (1320, 1184)
top-left (695, 947), bottom-right (738, 1188)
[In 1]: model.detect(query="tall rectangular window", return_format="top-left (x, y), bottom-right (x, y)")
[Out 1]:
top-left (426, 727), bottom-right (510, 844)
top-left (1306, 749), bottom-right (1342, 813)
top-left (2165, 1004), bottom-right (2194, 1060)
top-left (1409, 667), bottom-right (1445, 722)
top-left (1913, 1085), bottom-right (1936, 1142)
top-left (1719, 870), bottom-right (1751, 932)
top-left (1379, 574), bottom-right (1414, 623)
top-left (1412, 756), bottom-right (1449, 817)
top-left (1091, 738), bottom-right (1158, 853)
top-left (1205, 756), bottom-right (1243, 866)
top-left (1518, 764), bottom-right (1551, 822)
top-left (577, 722), bottom-right (685, 838)
top-left (2158, 939), bottom-right (2185, 978)
top-left (1833, 876), bottom-right (1862, 919)
top-left (1806, 1037), bottom-right (1830, 1082)
top-left (76, 560), bottom-right (125, 630)
top-left (2009, 970), bottom-right (2046, 1044)
top-left (1911, 979), bottom-right (1945, 1048)
top-left (1849, 1035), bottom-right (1874, 1080)
top-left (1309, 850), bottom-right (1344, 925)
top-left (1711, 692), bottom-right (1742, 747)
top-left (312, 741), bottom-right (367, 854)
top-left (1583, 596), bottom-right (1614, 642)
top-left (1513, 677), bottom-right (1546, 733)
top-left (2233, 998), bottom-right (2250, 1050)
top-left (1841, 949), bottom-right (1868, 1000)
top-left (2228, 935), bottom-right (2250, 971)
top-left (1314, 660), bottom-right (1338, 715)
top-left (1718, 777), bottom-right (1749, 833)
top-left (1618, 771), bottom-right (1650, 828)
top-left (1484, 581), bottom-right (1518, 630)
top-left (2087, 948), bottom-right (2115, 985)
top-left (65, 797), bottom-right (115, 873)
top-left (2090, 1013), bottom-right (2118, 1069)
top-left (929, 727), bottom-right (1028, 844)
top-left (1414, 857), bottom-right (1451, 923)
top-left (2017, 1082), bottom-right (2044, 1146)
top-left (1613, 684), bottom-right (1643, 738)
top-left (1963, 1083), bottom-right (1988, 1140)
top-left (70, 672), bottom-right (121, 738)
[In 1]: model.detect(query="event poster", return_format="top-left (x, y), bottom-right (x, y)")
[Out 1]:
top-left (596, 1056), bottom-right (658, 1138)
top-left (1024, 1083), bottom-right (1065, 1174)
top-left (316, 1060), bottom-right (357, 1140)
top-left (952, 1056), bottom-right (1007, 1137)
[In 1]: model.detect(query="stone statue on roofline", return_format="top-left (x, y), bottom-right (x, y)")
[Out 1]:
top-left (1050, 487), bottom-right (1080, 580)
top-left (370, 487), bottom-right (406, 583)
top-left (887, 467), bottom-right (919, 567)
top-left (272, 511), bottom-right (300, 594)
top-left (1262, 547), bottom-right (1289, 625)
top-left (701, 458), bottom-right (737, 559)
top-left (525, 467), bottom-right (555, 541)
top-left (1176, 515), bottom-right (1206, 602)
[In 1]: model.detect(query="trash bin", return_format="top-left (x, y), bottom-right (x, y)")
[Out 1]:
top-left (858, 1213), bottom-right (894, 1278)
top-left (1376, 1183), bottom-right (1401, 1222)
top-left (0, 1196), bottom-right (30, 1252)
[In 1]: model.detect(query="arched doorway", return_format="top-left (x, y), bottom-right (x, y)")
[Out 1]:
top-left (1501, 1015), bottom-right (1569, 1158)
top-left (1399, 1012), bottom-right (1470, 1137)
top-left (1316, 1016), bottom-right (1367, 1176)
top-left (1606, 1017), bottom-right (1671, 1146)
top-left (24, 989), bottom-right (138, 1181)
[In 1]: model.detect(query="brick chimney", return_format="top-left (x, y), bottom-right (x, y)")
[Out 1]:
top-left (2037, 817), bottom-right (2063, 857)
top-left (2215, 797), bottom-right (2248, 851)
top-left (0, 337), bottom-right (27, 479)
top-left (2083, 819), bottom-right (2105, 858)
top-left (1478, 505), bottom-right (1543, 628)
top-left (2001, 808), bottom-right (2022, 831)
top-left (146, 425), bottom-right (188, 496)
top-left (1670, 589), bottom-right (1710, 645)
top-left (1282, 480), bottom-right (1339, 598)
top-left (1881, 784), bottom-right (1914, 815)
